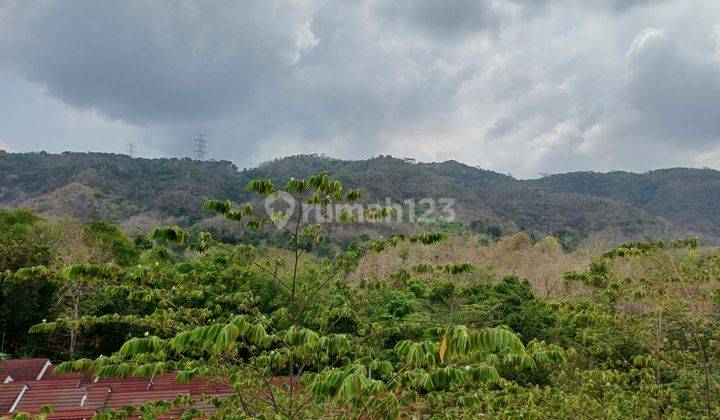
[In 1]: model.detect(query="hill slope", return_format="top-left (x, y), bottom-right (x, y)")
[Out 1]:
top-left (1, 151), bottom-right (715, 247)
top-left (530, 168), bottom-right (720, 237)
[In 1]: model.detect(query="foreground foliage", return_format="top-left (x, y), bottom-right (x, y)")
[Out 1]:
top-left (1, 171), bottom-right (719, 418)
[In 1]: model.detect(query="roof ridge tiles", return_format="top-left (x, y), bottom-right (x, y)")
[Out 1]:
top-left (0, 359), bottom-right (237, 416)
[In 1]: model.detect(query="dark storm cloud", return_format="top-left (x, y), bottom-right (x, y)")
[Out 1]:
top-left (0, 0), bottom-right (477, 161)
top-left (0, 0), bottom-right (295, 124)
top-left (375, 0), bottom-right (499, 38)
top-left (0, 0), bottom-right (719, 176)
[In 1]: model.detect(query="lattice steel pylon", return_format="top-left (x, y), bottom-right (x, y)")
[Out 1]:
top-left (193, 133), bottom-right (207, 160)
top-left (126, 141), bottom-right (136, 158)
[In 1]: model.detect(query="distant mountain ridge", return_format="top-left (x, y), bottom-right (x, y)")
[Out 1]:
top-left (530, 168), bottom-right (720, 238)
top-left (1, 151), bottom-right (717, 247)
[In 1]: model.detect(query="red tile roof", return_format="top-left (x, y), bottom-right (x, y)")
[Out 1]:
top-left (13, 381), bottom-right (89, 413)
top-left (0, 359), bottom-right (235, 418)
top-left (0, 358), bottom-right (51, 382)
top-left (44, 409), bottom-right (96, 419)
top-left (0, 382), bottom-right (26, 412)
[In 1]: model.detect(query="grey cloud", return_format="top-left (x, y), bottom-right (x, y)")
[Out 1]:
top-left (0, 0), bottom-right (476, 161)
top-left (624, 29), bottom-right (720, 145)
top-left (0, 0), bottom-right (297, 124)
top-left (375, 0), bottom-right (499, 38)
top-left (0, 0), bottom-right (719, 177)
top-left (610, 0), bottom-right (667, 13)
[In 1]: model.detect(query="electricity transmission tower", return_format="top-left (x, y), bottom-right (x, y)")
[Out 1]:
top-left (126, 141), bottom-right (136, 158)
top-left (193, 133), bottom-right (207, 160)
top-left (534, 187), bottom-right (552, 236)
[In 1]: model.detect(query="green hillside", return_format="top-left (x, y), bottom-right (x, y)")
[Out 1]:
top-left (1, 151), bottom-right (715, 248)
top-left (531, 168), bottom-right (720, 237)
top-left (2, 169), bottom-right (719, 418)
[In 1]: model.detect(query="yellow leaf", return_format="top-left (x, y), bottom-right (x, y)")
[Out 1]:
top-left (439, 335), bottom-right (448, 363)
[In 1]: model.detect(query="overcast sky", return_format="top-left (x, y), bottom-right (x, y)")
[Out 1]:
top-left (1, 0), bottom-right (719, 178)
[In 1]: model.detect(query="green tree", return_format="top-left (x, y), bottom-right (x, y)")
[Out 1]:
top-left (51, 171), bottom-right (551, 418)
top-left (30, 263), bottom-right (119, 359)
top-left (83, 221), bottom-right (139, 266)
top-left (0, 209), bottom-right (52, 271)
top-left (0, 267), bottom-right (57, 357)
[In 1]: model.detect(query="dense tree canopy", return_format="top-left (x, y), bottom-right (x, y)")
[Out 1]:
top-left (1, 171), bottom-right (719, 418)
top-left (3, 152), bottom-right (716, 249)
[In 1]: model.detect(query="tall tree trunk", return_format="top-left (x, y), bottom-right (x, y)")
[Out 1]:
top-left (69, 285), bottom-right (80, 359)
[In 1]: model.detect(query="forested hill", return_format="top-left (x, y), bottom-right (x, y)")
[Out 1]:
top-left (1, 151), bottom-right (718, 247)
top-left (530, 168), bottom-right (720, 239)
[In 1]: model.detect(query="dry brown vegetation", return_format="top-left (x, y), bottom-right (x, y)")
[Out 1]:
top-left (28, 217), bottom-right (116, 268)
top-left (348, 233), bottom-right (595, 297)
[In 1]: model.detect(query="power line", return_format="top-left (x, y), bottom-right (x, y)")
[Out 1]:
top-left (126, 141), bottom-right (136, 158)
top-left (193, 133), bottom-right (207, 160)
